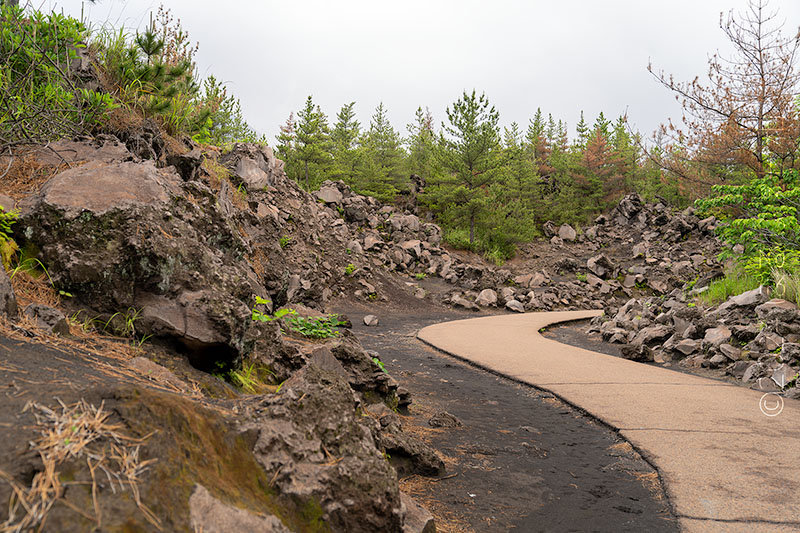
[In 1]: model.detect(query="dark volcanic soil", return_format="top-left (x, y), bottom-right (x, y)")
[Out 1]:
top-left (333, 296), bottom-right (678, 533)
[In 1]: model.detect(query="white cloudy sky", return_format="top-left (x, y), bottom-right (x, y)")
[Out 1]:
top-left (44, 0), bottom-right (800, 143)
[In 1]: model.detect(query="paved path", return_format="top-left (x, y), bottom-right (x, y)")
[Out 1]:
top-left (418, 311), bottom-right (800, 532)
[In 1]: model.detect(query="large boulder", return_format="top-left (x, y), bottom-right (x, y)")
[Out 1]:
top-left (220, 143), bottom-right (284, 190)
top-left (18, 160), bottom-right (260, 363)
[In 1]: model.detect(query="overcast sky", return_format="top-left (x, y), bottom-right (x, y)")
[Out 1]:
top-left (45, 0), bottom-right (800, 144)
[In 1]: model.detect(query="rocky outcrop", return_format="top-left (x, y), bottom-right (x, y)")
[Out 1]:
top-left (5, 138), bottom-right (441, 532)
top-left (590, 293), bottom-right (800, 394)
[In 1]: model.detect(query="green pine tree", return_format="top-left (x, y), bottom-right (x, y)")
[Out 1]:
top-left (294, 95), bottom-right (333, 191)
top-left (428, 90), bottom-right (502, 245)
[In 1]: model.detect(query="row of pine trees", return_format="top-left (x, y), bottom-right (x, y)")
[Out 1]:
top-left (275, 92), bottom-right (684, 262)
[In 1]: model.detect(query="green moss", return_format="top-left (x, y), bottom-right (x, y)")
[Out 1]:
top-left (117, 389), bottom-right (331, 532)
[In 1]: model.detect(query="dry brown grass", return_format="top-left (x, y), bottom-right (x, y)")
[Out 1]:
top-left (0, 399), bottom-right (160, 532)
top-left (0, 152), bottom-right (67, 200)
top-left (399, 475), bottom-right (475, 533)
top-left (9, 269), bottom-right (60, 309)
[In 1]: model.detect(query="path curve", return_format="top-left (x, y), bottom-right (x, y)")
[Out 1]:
top-left (418, 311), bottom-right (800, 533)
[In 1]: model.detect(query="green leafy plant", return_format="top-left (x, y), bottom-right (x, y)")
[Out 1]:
top-left (0, 6), bottom-right (116, 151)
top-left (371, 357), bottom-right (388, 374)
top-left (279, 235), bottom-right (291, 249)
top-left (414, 272), bottom-right (427, 280)
top-left (0, 207), bottom-right (18, 270)
top-left (344, 263), bottom-right (356, 276)
top-left (576, 272), bottom-right (588, 282)
top-left (286, 315), bottom-right (347, 339)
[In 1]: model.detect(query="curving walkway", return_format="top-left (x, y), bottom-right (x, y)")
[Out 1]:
top-left (418, 311), bottom-right (800, 533)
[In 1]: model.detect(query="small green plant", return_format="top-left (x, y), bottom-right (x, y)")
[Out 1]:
top-left (344, 263), bottom-right (356, 276)
top-left (103, 307), bottom-right (143, 337)
top-left (279, 235), bottom-right (291, 249)
top-left (414, 273), bottom-right (427, 280)
top-left (230, 361), bottom-right (259, 393)
top-left (371, 357), bottom-right (388, 374)
top-left (576, 272), bottom-right (588, 282)
top-left (286, 315), bottom-right (347, 339)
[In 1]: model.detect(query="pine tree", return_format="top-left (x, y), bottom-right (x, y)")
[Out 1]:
top-left (294, 95), bottom-right (333, 191)
top-left (330, 102), bottom-right (362, 183)
top-left (406, 107), bottom-right (436, 180)
top-left (575, 111), bottom-right (590, 147)
top-left (357, 102), bottom-right (406, 201)
top-left (275, 112), bottom-right (297, 175)
top-left (430, 90), bottom-right (501, 244)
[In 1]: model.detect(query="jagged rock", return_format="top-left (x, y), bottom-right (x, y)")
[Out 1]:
top-left (632, 242), bottom-right (648, 258)
top-left (631, 325), bottom-right (672, 346)
top-left (674, 339), bottom-right (699, 356)
top-left (587, 254), bottom-right (614, 278)
top-left (23, 303), bottom-right (69, 335)
top-left (475, 289), bottom-right (498, 307)
top-left (451, 294), bottom-right (479, 311)
top-left (364, 233), bottom-right (384, 250)
top-left (400, 240), bottom-right (422, 258)
top-left (221, 143), bottom-right (283, 190)
top-left (505, 300), bottom-right (525, 313)
top-left (750, 331), bottom-right (783, 352)
top-left (18, 159), bottom-right (262, 362)
top-left (166, 148), bottom-right (203, 181)
top-left (26, 135), bottom-right (132, 166)
top-left (401, 493), bottom-right (436, 533)
top-left (558, 224), bottom-right (577, 241)
top-left (316, 184), bottom-right (344, 205)
top-left (428, 411), bottom-right (463, 428)
top-left (530, 271), bottom-right (549, 288)
top-left (781, 343), bottom-right (800, 363)
top-left (364, 315), bottom-right (379, 326)
top-left (718, 344), bottom-right (742, 361)
top-left (756, 299), bottom-right (798, 318)
top-left (703, 326), bottom-right (731, 347)
top-left (617, 193), bottom-right (643, 219)
top-left (0, 268), bottom-right (17, 318)
top-left (771, 364), bottom-right (795, 388)
top-left (727, 360), bottom-right (753, 379)
top-left (189, 484), bottom-right (290, 533)
top-left (731, 286), bottom-right (772, 306)
top-left (742, 362), bottom-right (767, 383)
top-left (556, 257), bottom-right (580, 272)
top-left (243, 365), bottom-right (402, 532)
top-left (542, 221), bottom-right (558, 237)
top-left (753, 376), bottom-right (781, 392)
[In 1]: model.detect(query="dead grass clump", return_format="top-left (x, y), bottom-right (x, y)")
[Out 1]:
top-left (0, 153), bottom-right (66, 200)
top-left (200, 156), bottom-right (231, 191)
top-left (0, 399), bottom-right (160, 532)
top-left (9, 269), bottom-right (60, 309)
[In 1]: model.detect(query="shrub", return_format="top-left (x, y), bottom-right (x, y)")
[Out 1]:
top-left (0, 6), bottom-right (115, 152)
